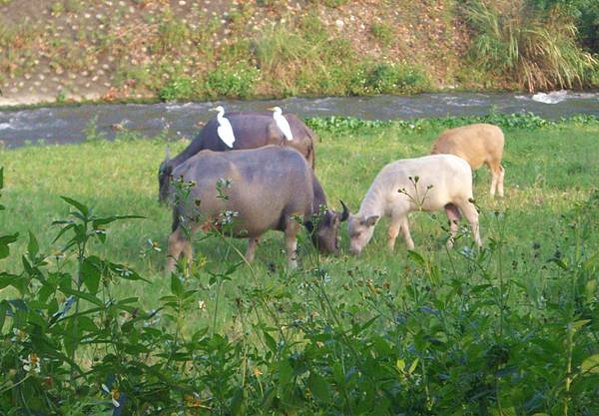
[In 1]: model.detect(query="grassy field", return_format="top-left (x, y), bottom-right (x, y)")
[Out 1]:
top-left (1, 117), bottom-right (598, 414)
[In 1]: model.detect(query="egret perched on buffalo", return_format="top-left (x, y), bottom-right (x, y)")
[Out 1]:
top-left (210, 105), bottom-right (235, 148)
top-left (268, 106), bottom-right (293, 141)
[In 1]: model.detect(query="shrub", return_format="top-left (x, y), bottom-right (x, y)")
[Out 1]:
top-left (50, 1), bottom-right (64, 14)
top-left (254, 25), bottom-right (310, 86)
top-left (254, 23), bottom-right (360, 96)
top-left (83, 115), bottom-right (107, 142)
top-left (529, 0), bottom-right (599, 52)
top-left (352, 63), bottom-right (431, 95)
top-left (205, 64), bottom-right (259, 99)
top-left (64, 0), bottom-right (83, 13)
top-left (153, 11), bottom-right (189, 55)
top-left (371, 22), bottom-right (395, 47)
top-left (308, 0), bottom-right (349, 7)
top-left (464, 0), bottom-right (598, 91)
top-left (158, 75), bottom-right (196, 101)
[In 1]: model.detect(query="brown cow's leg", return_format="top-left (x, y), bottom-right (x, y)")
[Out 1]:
top-left (284, 220), bottom-right (301, 268)
top-left (245, 237), bottom-right (260, 263)
top-left (444, 203), bottom-right (462, 249)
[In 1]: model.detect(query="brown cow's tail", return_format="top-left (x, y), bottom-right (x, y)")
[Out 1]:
top-left (304, 125), bottom-right (318, 170)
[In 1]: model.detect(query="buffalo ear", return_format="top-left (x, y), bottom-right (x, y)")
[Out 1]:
top-left (304, 221), bottom-right (314, 234)
top-left (364, 215), bottom-right (379, 227)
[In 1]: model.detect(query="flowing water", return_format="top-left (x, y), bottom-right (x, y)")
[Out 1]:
top-left (1, 91), bottom-right (598, 148)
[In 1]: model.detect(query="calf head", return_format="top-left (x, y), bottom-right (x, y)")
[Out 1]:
top-left (307, 201), bottom-right (349, 255)
top-left (348, 213), bottom-right (380, 255)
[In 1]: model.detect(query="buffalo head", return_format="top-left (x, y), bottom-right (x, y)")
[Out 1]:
top-left (307, 200), bottom-right (349, 255)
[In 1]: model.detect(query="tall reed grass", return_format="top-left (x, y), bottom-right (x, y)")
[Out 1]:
top-left (464, 0), bottom-right (598, 91)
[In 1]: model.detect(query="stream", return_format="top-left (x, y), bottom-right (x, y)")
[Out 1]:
top-left (1, 90), bottom-right (598, 149)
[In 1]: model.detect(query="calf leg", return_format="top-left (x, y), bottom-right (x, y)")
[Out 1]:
top-left (400, 216), bottom-right (415, 250)
top-left (284, 220), bottom-right (301, 268)
top-left (245, 237), bottom-right (260, 263)
top-left (387, 217), bottom-right (402, 251)
top-left (458, 200), bottom-right (482, 247)
top-left (444, 203), bottom-right (462, 249)
top-left (497, 165), bottom-right (505, 197)
top-left (488, 160), bottom-right (503, 198)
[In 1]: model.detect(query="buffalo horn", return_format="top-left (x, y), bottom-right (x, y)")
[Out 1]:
top-left (339, 200), bottom-right (349, 222)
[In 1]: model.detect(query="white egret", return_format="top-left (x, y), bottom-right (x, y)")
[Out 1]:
top-left (268, 106), bottom-right (293, 141)
top-left (210, 106), bottom-right (235, 148)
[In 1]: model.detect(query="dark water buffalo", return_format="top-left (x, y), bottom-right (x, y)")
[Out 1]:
top-left (158, 112), bottom-right (317, 202)
top-left (166, 146), bottom-right (347, 270)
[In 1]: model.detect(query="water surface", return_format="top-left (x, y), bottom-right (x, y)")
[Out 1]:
top-left (1, 91), bottom-right (597, 148)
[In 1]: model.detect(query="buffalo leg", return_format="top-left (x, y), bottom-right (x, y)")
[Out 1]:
top-left (284, 220), bottom-right (301, 268)
top-left (167, 227), bottom-right (192, 272)
top-left (444, 203), bottom-right (462, 249)
top-left (245, 237), bottom-right (260, 263)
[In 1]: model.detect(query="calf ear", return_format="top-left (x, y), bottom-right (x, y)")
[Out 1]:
top-left (364, 215), bottom-right (379, 227)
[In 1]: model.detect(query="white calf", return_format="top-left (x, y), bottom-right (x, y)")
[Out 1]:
top-left (348, 154), bottom-right (482, 254)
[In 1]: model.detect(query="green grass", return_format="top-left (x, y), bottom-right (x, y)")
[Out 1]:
top-left (1, 118), bottom-right (598, 413)
top-left (1, 121), bottom-right (598, 295)
top-left (1, 120), bottom-right (597, 312)
top-left (371, 22), bottom-right (395, 47)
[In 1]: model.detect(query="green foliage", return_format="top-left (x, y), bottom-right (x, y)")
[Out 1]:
top-left (55, 89), bottom-right (66, 104)
top-left (204, 64), bottom-right (259, 99)
top-left (528, 0), bottom-right (599, 52)
top-left (153, 11), bottom-right (189, 55)
top-left (371, 22), bottom-right (395, 47)
top-left (83, 115), bottom-right (107, 142)
top-left (0, 23), bottom-right (40, 77)
top-left (308, 0), bottom-right (349, 7)
top-left (0, 168), bottom-right (18, 260)
top-left (50, 1), bottom-right (64, 14)
top-left (306, 112), bottom-right (598, 133)
top-left (254, 22), bottom-right (362, 96)
top-left (464, 0), bottom-right (598, 91)
top-left (64, 0), bottom-right (83, 13)
top-left (353, 63), bottom-right (430, 95)
top-left (158, 75), bottom-right (196, 101)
